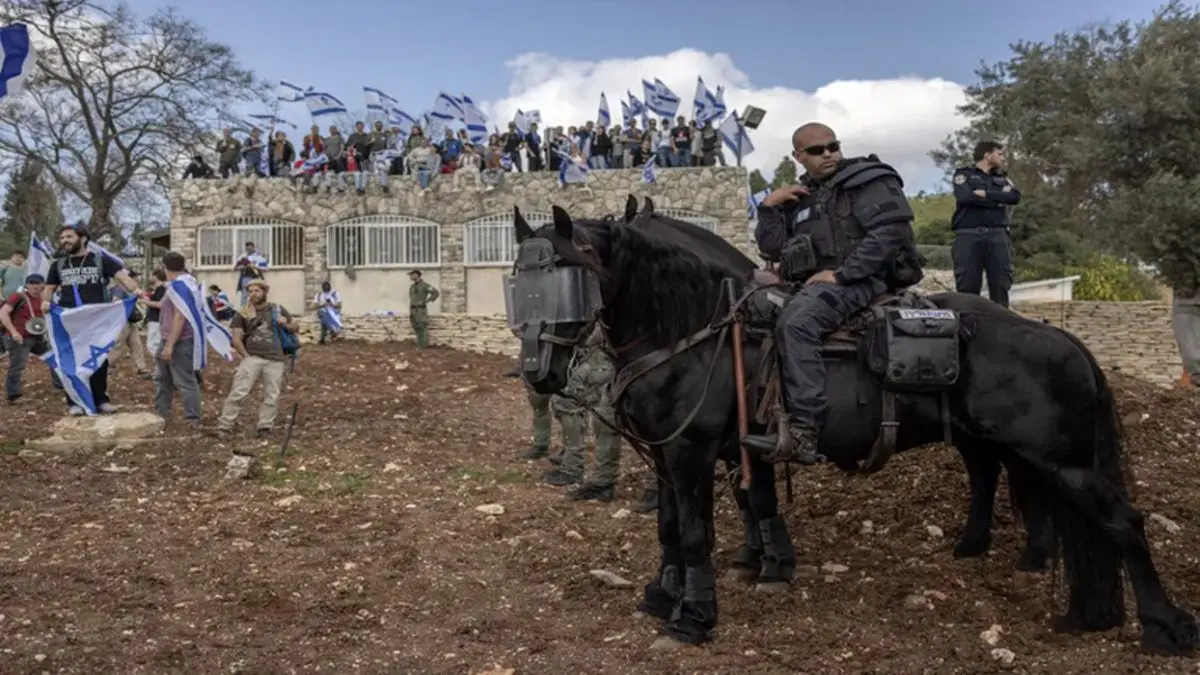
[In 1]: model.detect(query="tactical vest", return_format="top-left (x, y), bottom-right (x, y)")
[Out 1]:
top-left (779, 156), bottom-right (914, 285)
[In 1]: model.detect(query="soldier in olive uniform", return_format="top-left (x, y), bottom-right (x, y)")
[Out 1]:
top-left (540, 328), bottom-right (623, 502)
top-left (408, 270), bottom-right (439, 348)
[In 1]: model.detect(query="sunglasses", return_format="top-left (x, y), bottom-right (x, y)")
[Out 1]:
top-left (800, 141), bottom-right (841, 156)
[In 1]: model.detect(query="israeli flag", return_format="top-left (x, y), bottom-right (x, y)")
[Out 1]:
top-left (642, 78), bottom-right (680, 118)
top-left (319, 306), bottom-right (344, 333)
top-left (25, 231), bottom-right (52, 279)
top-left (642, 155), bottom-right (658, 185)
top-left (459, 95), bottom-right (490, 144)
top-left (498, 154), bottom-right (514, 171)
top-left (748, 188), bottom-right (770, 220)
top-left (621, 100), bottom-right (633, 126)
top-left (513, 109), bottom-right (531, 136)
top-left (248, 113), bottom-right (296, 130)
top-left (558, 152), bottom-right (589, 187)
top-left (430, 92), bottom-right (465, 124)
top-left (597, 92), bottom-right (610, 128)
top-left (304, 91), bottom-right (347, 121)
top-left (42, 297), bottom-right (137, 415)
top-left (87, 241), bottom-right (124, 267)
top-left (693, 77), bottom-right (726, 126)
top-left (277, 81), bottom-right (310, 102)
top-left (0, 23), bottom-right (35, 100)
top-left (165, 273), bottom-right (234, 371)
top-left (363, 86), bottom-right (398, 113)
top-left (389, 108), bottom-right (418, 140)
top-left (720, 112), bottom-right (755, 159)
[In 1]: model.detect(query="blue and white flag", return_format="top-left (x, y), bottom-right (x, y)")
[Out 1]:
top-left (363, 86), bottom-right (398, 113)
top-left (277, 81), bottom-right (310, 102)
top-left (87, 241), bottom-right (124, 267)
top-left (319, 306), bottom-right (344, 333)
top-left (388, 108), bottom-right (418, 139)
top-left (499, 154), bottom-right (514, 171)
top-left (693, 77), bottom-right (727, 126)
top-left (459, 95), bottom-right (489, 144)
top-left (642, 154), bottom-right (658, 185)
top-left (513, 109), bottom-right (531, 136)
top-left (720, 112), bottom-right (755, 159)
top-left (165, 273), bottom-right (234, 371)
top-left (25, 231), bottom-right (52, 280)
top-left (430, 92), bottom-right (465, 125)
top-left (42, 297), bottom-right (137, 415)
top-left (597, 93), bottom-right (610, 128)
top-left (748, 188), bottom-right (770, 220)
top-left (621, 99), bottom-right (634, 126)
top-left (558, 152), bottom-right (589, 187)
top-left (304, 91), bottom-right (347, 122)
top-left (0, 23), bottom-right (35, 100)
top-left (248, 113), bottom-right (296, 130)
top-left (642, 78), bottom-right (680, 118)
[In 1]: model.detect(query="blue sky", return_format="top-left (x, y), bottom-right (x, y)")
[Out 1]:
top-left (117, 0), bottom-right (1165, 188)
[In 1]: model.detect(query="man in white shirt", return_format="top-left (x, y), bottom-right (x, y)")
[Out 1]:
top-left (311, 281), bottom-right (343, 344)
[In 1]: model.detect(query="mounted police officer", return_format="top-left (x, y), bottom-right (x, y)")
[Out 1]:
top-left (742, 123), bottom-right (921, 464)
top-left (950, 141), bottom-right (1021, 307)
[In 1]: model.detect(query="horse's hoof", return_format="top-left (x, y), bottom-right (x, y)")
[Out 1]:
top-left (754, 580), bottom-right (791, 593)
top-left (650, 635), bottom-right (688, 651)
top-left (728, 566), bottom-right (759, 583)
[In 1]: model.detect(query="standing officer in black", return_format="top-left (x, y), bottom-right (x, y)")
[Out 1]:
top-left (950, 141), bottom-right (1021, 307)
top-left (743, 123), bottom-right (920, 463)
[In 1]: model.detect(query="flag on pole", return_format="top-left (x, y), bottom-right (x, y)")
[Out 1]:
top-left (42, 297), bottom-right (138, 415)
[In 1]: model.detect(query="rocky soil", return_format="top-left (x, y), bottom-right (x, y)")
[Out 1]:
top-left (1, 342), bottom-right (1198, 674)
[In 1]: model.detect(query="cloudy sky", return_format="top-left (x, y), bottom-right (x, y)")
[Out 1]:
top-left (125, 0), bottom-right (1163, 192)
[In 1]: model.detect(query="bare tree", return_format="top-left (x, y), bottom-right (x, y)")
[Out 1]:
top-left (0, 0), bottom-right (259, 236)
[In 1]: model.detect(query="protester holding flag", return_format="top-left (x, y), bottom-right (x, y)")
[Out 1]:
top-left (155, 252), bottom-right (203, 426)
top-left (41, 224), bottom-right (143, 415)
top-left (310, 281), bottom-right (343, 344)
top-left (0, 273), bottom-right (47, 403)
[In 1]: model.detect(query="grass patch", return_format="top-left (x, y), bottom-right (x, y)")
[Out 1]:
top-left (495, 470), bottom-right (531, 485)
top-left (258, 468), bottom-right (319, 492)
top-left (335, 471), bottom-right (371, 494)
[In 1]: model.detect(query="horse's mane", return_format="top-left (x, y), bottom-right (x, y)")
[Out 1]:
top-left (577, 219), bottom-right (748, 349)
top-left (631, 213), bottom-right (758, 276)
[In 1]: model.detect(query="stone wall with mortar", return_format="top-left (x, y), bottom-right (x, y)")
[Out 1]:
top-left (170, 171), bottom-right (1182, 387)
top-left (168, 167), bottom-right (753, 314)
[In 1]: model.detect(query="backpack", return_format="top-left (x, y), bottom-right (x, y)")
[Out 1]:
top-left (271, 304), bottom-right (300, 357)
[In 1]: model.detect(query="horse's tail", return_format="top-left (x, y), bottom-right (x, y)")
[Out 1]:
top-left (1048, 328), bottom-right (1128, 629)
top-left (1059, 329), bottom-right (1131, 497)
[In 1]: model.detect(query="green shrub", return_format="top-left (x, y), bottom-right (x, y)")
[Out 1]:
top-left (1066, 255), bottom-right (1160, 301)
top-left (917, 245), bottom-right (953, 270)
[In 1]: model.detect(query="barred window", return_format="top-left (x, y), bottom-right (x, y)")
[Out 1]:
top-left (657, 208), bottom-right (719, 233)
top-left (326, 215), bottom-right (441, 268)
top-left (196, 218), bottom-right (305, 269)
top-left (464, 212), bottom-right (553, 266)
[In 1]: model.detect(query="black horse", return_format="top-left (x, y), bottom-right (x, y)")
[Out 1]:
top-left (618, 196), bottom-right (1055, 573)
top-left (511, 204), bottom-right (1196, 655)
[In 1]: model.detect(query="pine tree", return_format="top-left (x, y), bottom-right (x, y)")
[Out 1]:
top-left (748, 169), bottom-right (769, 193)
top-left (769, 156), bottom-right (797, 189)
top-left (1, 159), bottom-right (62, 251)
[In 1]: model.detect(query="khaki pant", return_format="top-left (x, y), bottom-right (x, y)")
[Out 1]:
top-left (218, 355), bottom-right (286, 431)
top-left (111, 323), bottom-right (148, 372)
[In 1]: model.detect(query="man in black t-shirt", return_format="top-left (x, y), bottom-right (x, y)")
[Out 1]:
top-left (42, 224), bottom-right (145, 415)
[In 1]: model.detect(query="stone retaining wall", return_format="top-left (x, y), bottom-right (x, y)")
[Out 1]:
top-left (294, 300), bottom-right (1181, 387)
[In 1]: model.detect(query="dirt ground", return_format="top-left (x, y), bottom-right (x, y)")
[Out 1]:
top-left (1, 342), bottom-right (1199, 675)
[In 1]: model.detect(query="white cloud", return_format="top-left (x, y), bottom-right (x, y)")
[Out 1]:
top-left (481, 48), bottom-right (968, 191)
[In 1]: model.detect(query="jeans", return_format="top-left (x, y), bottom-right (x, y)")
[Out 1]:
top-left (417, 169), bottom-right (433, 190)
top-left (655, 147), bottom-right (672, 168)
top-left (3, 335), bottom-right (32, 399)
top-left (588, 155), bottom-right (609, 170)
top-left (673, 149), bottom-right (691, 167)
top-left (154, 338), bottom-right (202, 422)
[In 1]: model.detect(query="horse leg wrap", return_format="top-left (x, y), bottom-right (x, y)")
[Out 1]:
top-left (663, 565), bottom-right (718, 644)
top-left (758, 515), bottom-right (797, 584)
top-left (731, 508), bottom-right (763, 570)
top-left (637, 557), bottom-right (682, 621)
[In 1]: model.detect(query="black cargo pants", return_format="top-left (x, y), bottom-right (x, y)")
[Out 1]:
top-left (777, 277), bottom-right (886, 428)
top-left (952, 227), bottom-right (1013, 307)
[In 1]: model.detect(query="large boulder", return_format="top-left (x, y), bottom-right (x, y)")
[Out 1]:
top-left (29, 412), bottom-right (166, 452)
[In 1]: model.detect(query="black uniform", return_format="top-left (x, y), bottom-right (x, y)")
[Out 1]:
top-left (746, 155), bottom-right (920, 459)
top-left (950, 166), bottom-right (1021, 307)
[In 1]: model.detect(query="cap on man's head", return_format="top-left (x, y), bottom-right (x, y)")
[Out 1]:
top-left (24, 273), bottom-right (45, 285)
